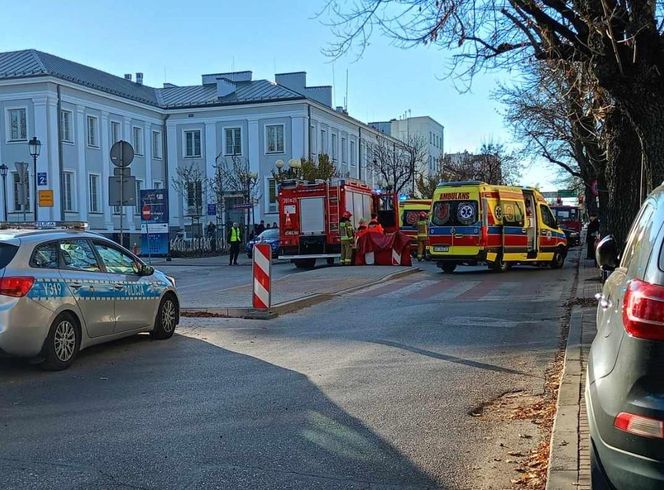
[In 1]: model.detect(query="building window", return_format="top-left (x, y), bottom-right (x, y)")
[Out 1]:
top-left (89, 174), bottom-right (100, 213)
top-left (309, 125), bottom-right (316, 154)
top-left (350, 140), bottom-right (356, 166)
top-left (7, 108), bottom-right (27, 142)
top-left (60, 110), bottom-right (73, 143)
top-left (331, 133), bottom-right (338, 162)
top-left (152, 130), bottom-right (162, 159)
top-left (224, 127), bottom-right (242, 155)
top-left (429, 131), bottom-right (433, 144)
top-left (134, 180), bottom-right (143, 215)
top-left (153, 180), bottom-right (163, 189)
top-left (341, 137), bottom-right (347, 163)
top-left (111, 121), bottom-right (121, 143)
top-left (320, 129), bottom-right (327, 154)
top-left (267, 178), bottom-right (277, 213)
top-left (132, 126), bottom-right (144, 155)
top-left (63, 171), bottom-right (75, 212)
top-left (87, 115), bottom-right (99, 147)
top-left (186, 181), bottom-right (203, 213)
top-left (184, 130), bottom-right (201, 157)
top-left (12, 172), bottom-right (29, 211)
top-left (265, 124), bottom-right (284, 153)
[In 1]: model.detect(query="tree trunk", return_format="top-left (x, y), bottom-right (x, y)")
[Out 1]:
top-left (602, 109), bottom-right (642, 247)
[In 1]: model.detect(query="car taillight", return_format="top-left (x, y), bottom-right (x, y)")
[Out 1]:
top-left (615, 412), bottom-right (664, 439)
top-left (0, 276), bottom-right (35, 297)
top-left (623, 278), bottom-right (664, 340)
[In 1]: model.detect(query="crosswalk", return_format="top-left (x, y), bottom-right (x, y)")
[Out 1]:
top-left (347, 272), bottom-right (564, 303)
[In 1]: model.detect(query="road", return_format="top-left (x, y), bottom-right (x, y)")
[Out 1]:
top-left (0, 254), bottom-right (577, 489)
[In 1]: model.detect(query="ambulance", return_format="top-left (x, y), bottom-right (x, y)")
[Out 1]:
top-left (398, 199), bottom-right (432, 255)
top-left (428, 181), bottom-right (568, 273)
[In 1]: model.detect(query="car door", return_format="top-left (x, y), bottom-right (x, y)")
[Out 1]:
top-left (58, 239), bottom-right (117, 338)
top-left (92, 240), bottom-right (157, 332)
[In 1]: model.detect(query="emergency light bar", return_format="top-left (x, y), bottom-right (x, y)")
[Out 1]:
top-left (0, 221), bottom-right (89, 231)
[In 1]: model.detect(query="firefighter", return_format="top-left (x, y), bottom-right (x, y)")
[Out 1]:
top-left (339, 211), bottom-right (354, 265)
top-left (368, 214), bottom-right (384, 234)
top-left (416, 211), bottom-right (428, 262)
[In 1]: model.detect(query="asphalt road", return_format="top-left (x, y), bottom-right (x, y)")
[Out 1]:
top-left (0, 253), bottom-right (578, 489)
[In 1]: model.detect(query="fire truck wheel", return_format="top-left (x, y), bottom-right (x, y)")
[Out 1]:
top-left (441, 263), bottom-right (457, 273)
top-left (294, 259), bottom-right (316, 269)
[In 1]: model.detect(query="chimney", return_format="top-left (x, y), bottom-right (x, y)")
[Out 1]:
top-left (136, 72), bottom-right (144, 85)
top-left (124, 73), bottom-right (132, 81)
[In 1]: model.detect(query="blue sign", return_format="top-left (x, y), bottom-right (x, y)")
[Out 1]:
top-left (140, 189), bottom-right (169, 256)
top-left (207, 203), bottom-right (217, 216)
top-left (37, 172), bottom-right (47, 186)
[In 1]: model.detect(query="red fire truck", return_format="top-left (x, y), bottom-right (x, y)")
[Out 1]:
top-left (278, 178), bottom-right (383, 268)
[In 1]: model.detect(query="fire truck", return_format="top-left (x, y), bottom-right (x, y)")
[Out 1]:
top-left (278, 178), bottom-right (385, 268)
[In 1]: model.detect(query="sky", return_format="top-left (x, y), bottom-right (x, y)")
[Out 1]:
top-left (0, 0), bottom-right (560, 190)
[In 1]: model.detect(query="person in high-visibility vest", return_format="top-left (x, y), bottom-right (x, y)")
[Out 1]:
top-left (416, 211), bottom-right (428, 262)
top-left (339, 211), bottom-right (354, 265)
top-left (227, 222), bottom-right (242, 265)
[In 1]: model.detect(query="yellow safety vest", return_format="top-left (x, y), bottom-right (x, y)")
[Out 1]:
top-left (230, 227), bottom-right (241, 242)
top-left (417, 219), bottom-right (428, 238)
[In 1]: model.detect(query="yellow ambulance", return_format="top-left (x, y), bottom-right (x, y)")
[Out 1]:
top-left (427, 181), bottom-right (568, 272)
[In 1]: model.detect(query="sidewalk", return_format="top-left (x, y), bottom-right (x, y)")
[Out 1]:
top-left (547, 254), bottom-right (601, 489)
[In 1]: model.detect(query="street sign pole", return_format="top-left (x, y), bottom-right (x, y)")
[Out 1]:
top-left (119, 143), bottom-right (124, 247)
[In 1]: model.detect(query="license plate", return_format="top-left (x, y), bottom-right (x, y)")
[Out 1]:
top-left (434, 246), bottom-right (449, 252)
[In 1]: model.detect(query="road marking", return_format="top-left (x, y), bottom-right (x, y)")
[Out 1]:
top-left (381, 280), bottom-right (439, 298)
top-left (431, 280), bottom-right (482, 301)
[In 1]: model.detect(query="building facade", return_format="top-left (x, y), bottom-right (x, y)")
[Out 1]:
top-left (0, 49), bottom-right (397, 243)
top-left (370, 116), bottom-right (445, 174)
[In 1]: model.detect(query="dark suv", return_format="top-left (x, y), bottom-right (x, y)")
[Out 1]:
top-left (589, 189), bottom-right (664, 489)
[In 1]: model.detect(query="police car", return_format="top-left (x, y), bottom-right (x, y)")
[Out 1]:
top-left (0, 222), bottom-right (179, 370)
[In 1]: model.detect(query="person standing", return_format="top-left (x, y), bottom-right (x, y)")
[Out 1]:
top-left (416, 211), bottom-right (428, 262)
top-left (206, 221), bottom-right (217, 252)
top-left (227, 222), bottom-right (242, 265)
top-left (255, 220), bottom-right (266, 236)
top-left (587, 213), bottom-right (600, 260)
top-left (339, 211), bottom-right (354, 265)
top-left (368, 213), bottom-right (384, 234)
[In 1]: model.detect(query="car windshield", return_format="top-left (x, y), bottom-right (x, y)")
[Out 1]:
top-left (258, 229), bottom-right (279, 240)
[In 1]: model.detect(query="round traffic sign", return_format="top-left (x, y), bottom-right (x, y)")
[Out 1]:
top-left (141, 204), bottom-right (151, 221)
top-left (110, 140), bottom-right (134, 168)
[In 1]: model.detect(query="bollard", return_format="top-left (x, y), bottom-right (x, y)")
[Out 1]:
top-left (252, 243), bottom-right (272, 309)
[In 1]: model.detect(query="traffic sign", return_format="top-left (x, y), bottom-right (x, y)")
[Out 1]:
top-left (37, 172), bottom-right (47, 186)
top-left (108, 176), bottom-right (137, 206)
top-left (141, 204), bottom-right (151, 221)
top-left (110, 140), bottom-right (134, 168)
top-left (38, 190), bottom-right (54, 207)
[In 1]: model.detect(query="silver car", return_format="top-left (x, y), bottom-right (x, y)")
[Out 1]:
top-left (0, 224), bottom-right (179, 370)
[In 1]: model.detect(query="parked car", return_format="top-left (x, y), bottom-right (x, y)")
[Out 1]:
top-left (246, 228), bottom-right (279, 258)
top-left (588, 187), bottom-right (664, 489)
top-left (0, 223), bottom-right (179, 370)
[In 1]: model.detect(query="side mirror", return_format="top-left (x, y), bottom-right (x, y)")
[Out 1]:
top-left (140, 264), bottom-right (155, 276)
top-left (596, 235), bottom-right (619, 270)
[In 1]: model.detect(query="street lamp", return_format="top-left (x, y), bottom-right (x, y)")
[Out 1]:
top-left (288, 158), bottom-right (301, 179)
top-left (0, 164), bottom-right (8, 222)
top-left (275, 159), bottom-right (284, 180)
top-left (28, 137), bottom-right (41, 221)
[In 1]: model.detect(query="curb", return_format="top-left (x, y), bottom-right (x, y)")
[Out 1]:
top-left (181, 266), bottom-right (421, 320)
top-left (546, 307), bottom-right (584, 489)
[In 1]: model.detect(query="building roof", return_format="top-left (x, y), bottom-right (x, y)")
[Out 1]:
top-left (0, 49), bottom-right (305, 109)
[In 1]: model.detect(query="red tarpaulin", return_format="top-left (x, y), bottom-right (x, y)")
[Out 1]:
top-left (354, 232), bottom-right (413, 266)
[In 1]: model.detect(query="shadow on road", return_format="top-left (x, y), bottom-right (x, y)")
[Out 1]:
top-left (0, 334), bottom-right (437, 489)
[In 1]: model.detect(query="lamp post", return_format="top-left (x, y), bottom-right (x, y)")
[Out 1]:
top-left (275, 159), bottom-right (284, 180)
top-left (0, 164), bottom-right (7, 222)
top-left (28, 137), bottom-right (41, 221)
top-left (288, 158), bottom-right (301, 179)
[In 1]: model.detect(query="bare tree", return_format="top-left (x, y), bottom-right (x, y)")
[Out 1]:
top-left (324, 0), bottom-right (664, 242)
top-left (171, 163), bottom-right (208, 238)
top-left (215, 155), bottom-right (261, 232)
top-left (439, 143), bottom-right (520, 185)
top-left (369, 136), bottom-right (427, 196)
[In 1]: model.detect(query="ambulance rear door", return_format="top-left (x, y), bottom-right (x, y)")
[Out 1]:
top-left (498, 188), bottom-right (528, 261)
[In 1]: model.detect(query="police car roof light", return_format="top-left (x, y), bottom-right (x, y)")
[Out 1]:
top-left (0, 221), bottom-right (89, 231)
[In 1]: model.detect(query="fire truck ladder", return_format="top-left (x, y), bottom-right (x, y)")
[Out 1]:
top-left (327, 181), bottom-right (340, 239)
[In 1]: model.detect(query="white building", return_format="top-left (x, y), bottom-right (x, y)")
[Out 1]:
top-left (0, 49), bottom-right (397, 244)
top-left (369, 116), bottom-right (445, 174)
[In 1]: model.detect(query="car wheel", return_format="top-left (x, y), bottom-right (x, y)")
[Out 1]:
top-left (441, 263), bottom-right (457, 273)
top-left (41, 312), bottom-right (80, 371)
top-left (591, 439), bottom-right (612, 490)
top-left (151, 295), bottom-right (178, 340)
top-left (551, 248), bottom-right (566, 269)
top-left (294, 259), bottom-right (316, 269)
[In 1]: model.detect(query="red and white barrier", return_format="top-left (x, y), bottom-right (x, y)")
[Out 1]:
top-left (252, 243), bottom-right (272, 309)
